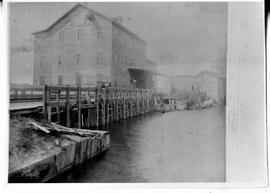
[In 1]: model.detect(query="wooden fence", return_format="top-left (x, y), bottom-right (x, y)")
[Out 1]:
top-left (43, 85), bottom-right (156, 129)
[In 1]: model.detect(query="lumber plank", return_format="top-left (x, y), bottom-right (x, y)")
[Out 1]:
top-left (29, 121), bottom-right (50, 134)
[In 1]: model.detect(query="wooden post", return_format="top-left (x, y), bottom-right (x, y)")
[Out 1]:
top-left (136, 89), bottom-right (139, 116)
top-left (101, 88), bottom-right (106, 125)
top-left (77, 85), bottom-right (81, 129)
top-left (123, 90), bottom-right (126, 119)
top-left (14, 89), bottom-right (18, 100)
top-left (106, 89), bottom-right (111, 124)
top-left (56, 89), bottom-right (61, 123)
top-left (47, 88), bottom-right (51, 122)
top-left (116, 89), bottom-right (119, 121)
top-left (66, 86), bottom-right (70, 127)
top-left (30, 89), bottom-right (34, 100)
top-left (43, 85), bottom-right (48, 119)
top-left (106, 101), bottom-right (109, 124)
top-left (96, 87), bottom-right (99, 128)
top-left (87, 91), bottom-right (91, 128)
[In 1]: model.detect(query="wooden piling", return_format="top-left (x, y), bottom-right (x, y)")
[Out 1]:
top-left (56, 89), bottom-right (61, 124)
top-left (66, 86), bottom-right (70, 127)
top-left (43, 85), bottom-right (47, 119)
top-left (77, 85), bottom-right (81, 129)
top-left (42, 85), bottom-right (157, 129)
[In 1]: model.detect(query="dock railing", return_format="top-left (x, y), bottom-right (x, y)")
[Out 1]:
top-left (43, 85), bottom-right (156, 129)
top-left (10, 87), bottom-right (43, 102)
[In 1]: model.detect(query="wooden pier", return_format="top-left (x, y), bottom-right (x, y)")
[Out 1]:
top-left (42, 85), bottom-right (156, 129)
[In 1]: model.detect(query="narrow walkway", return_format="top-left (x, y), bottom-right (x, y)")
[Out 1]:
top-left (9, 102), bottom-right (42, 111)
top-left (51, 106), bottom-right (225, 182)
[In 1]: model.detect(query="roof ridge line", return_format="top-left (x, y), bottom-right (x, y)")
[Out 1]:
top-left (32, 3), bottom-right (146, 43)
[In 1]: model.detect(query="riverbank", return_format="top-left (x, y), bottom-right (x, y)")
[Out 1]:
top-left (9, 117), bottom-right (110, 183)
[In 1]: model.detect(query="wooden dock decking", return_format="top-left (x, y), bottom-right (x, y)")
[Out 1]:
top-left (10, 85), bottom-right (157, 129)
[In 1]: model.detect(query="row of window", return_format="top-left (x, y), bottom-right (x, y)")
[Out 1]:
top-left (39, 52), bottom-right (140, 67)
top-left (39, 74), bottom-right (104, 86)
top-left (113, 53), bottom-right (136, 67)
top-left (59, 27), bottom-right (101, 43)
top-left (59, 30), bottom-right (82, 42)
top-left (113, 28), bottom-right (135, 49)
top-left (39, 52), bottom-right (103, 66)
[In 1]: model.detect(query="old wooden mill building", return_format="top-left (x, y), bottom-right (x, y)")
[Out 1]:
top-left (33, 3), bottom-right (157, 89)
top-left (10, 4), bottom-right (170, 129)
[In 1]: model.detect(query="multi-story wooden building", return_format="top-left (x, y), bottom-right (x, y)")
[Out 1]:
top-left (193, 71), bottom-right (226, 104)
top-left (33, 3), bottom-right (155, 88)
top-left (170, 75), bottom-right (194, 100)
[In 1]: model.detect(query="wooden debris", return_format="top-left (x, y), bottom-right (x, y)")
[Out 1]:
top-left (27, 121), bottom-right (101, 138)
top-left (76, 129), bottom-right (107, 134)
top-left (29, 121), bottom-right (50, 134)
top-left (51, 122), bottom-right (75, 132)
top-left (51, 124), bottom-right (61, 132)
top-left (51, 123), bottom-right (97, 137)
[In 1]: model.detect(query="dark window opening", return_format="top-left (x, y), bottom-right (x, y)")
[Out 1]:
top-left (39, 76), bottom-right (45, 85)
top-left (58, 75), bottom-right (63, 85)
top-left (76, 74), bottom-right (82, 85)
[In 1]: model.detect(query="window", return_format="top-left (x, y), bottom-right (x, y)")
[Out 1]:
top-left (114, 53), bottom-right (118, 64)
top-left (40, 56), bottom-right (45, 66)
top-left (75, 74), bottom-right (82, 85)
top-left (68, 30), bottom-right (76, 41)
top-left (97, 52), bottom-right (103, 65)
top-left (58, 75), bottom-right (63, 85)
top-left (39, 76), bottom-right (45, 85)
top-left (58, 55), bottom-right (62, 65)
top-left (119, 55), bottom-right (123, 65)
top-left (59, 31), bottom-right (65, 42)
top-left (96, 73), bottom-right (103, 82)
top-left (77, 54), bottom-right (80, 65)
top-left (84, 14), bottom-right (93, 25)
top-left (77, 29), bottom-right (83, 40)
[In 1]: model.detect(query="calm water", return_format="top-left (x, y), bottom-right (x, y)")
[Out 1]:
top-left (51, 106), bottom-right (225, 183)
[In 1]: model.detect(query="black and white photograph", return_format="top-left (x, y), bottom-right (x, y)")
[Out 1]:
top-left (5, 0), bottom-right (267, 187)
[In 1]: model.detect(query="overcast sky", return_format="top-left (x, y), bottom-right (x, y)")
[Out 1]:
top-left (9, 2), bottom-right (227, 84)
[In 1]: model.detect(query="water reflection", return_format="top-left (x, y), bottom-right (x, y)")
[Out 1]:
top-left (51, 106), bottom-right (225, 183)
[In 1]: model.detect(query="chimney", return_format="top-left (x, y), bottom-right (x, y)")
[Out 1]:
top-left (112, 17), bottom-right (123, 25)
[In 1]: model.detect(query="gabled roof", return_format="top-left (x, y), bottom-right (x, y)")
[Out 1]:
top-left (32, 3), bottom-right (146, 43)
top-left (32, 3), bottom-right (111, 35)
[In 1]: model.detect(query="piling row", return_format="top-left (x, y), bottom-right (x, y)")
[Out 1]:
top-left (43, 85), bottom-right (156, 129)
